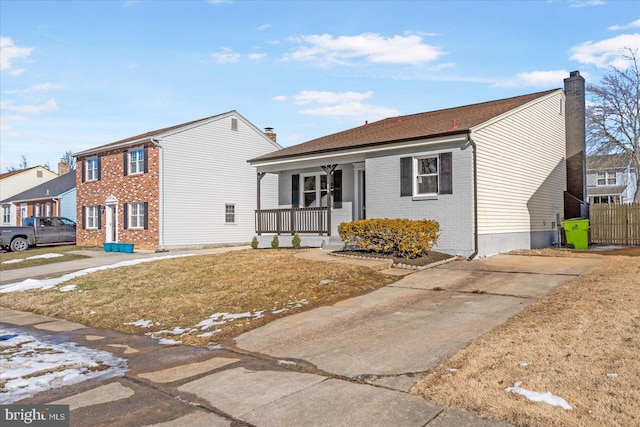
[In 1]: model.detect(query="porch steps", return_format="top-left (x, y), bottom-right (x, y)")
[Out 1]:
top-left (321, 237), bottom-right (345, 251)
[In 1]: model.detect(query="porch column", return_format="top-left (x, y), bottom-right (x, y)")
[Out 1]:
top-left (256, 172), bottom-right (266, 235)
top-left (353, 162), bottom-right (365, 220)
top-left (321, 165), bottom-right (337, 236)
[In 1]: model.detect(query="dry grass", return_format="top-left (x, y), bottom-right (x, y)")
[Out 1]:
top-left (0, 249), bottom-right (397, 346)
top-left (0, 246), bottom-right (92, 272)
top-left (412, 252), bottom-right (640, 427)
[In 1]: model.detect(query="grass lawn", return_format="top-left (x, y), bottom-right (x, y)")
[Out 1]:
top-left (0, 249), bottom-right (398, 346)
top-left (0, 246), bottom-right (93, 272)
top-left (412, 249), bottom-right (640, 427)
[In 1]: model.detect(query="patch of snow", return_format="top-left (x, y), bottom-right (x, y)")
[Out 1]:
top-left (447, 368), bottom-right (458, 372)
top-left (0, 253), bottom-right (196, 293)
top-left (271, 309), bottom-right (288, 314)
top-left (27, 253), bottom-right (64, 260)
top-left (607, 373), bottom-right (619, 378)
top-left (196, 331), bottom-right (216, 338)
top-left (594, 245), bottom-right (625, 251)
top-left (196, 311), bottom-right (264, 330)
top-left (58, 284), bottom-right (77, 292)
top-left (89, 310), bottom-right (96, 315)
top-left (0, 328), bottom-right (127, 404)
top-left (519, 362), bottom-right (529, 367)
top-left (2, 259), bottom-right (24, 264)
top-left (155, 338), bottom-right (180, 345)
top-left (124, 319), bottom-right (154, 328)
top-left (278, 360), bottom-right (296, 366)
top-left (505, 381), bottom-right (573, 410)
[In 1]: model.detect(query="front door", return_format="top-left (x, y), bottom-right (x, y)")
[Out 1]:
top-left (105, 204), bottom-right (117, 243)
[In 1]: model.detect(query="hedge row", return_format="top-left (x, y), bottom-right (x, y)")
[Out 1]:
top-left (338, 218), bottom-right (440, 259)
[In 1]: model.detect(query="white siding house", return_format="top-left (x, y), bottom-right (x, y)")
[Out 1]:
top-left (0, 167), bottom-right (58, 225)
top-left (250, 73), bottom-right (585, 257)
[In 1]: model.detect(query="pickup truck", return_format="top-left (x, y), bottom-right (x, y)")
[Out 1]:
top-left (0, 216), bottom-right (76, 252)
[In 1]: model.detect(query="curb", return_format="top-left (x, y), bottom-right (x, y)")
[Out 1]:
top-left (329, 252), bottom-right (459, 271)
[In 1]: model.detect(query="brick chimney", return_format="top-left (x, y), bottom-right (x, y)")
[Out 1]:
top-left (264, 127), bottom-right (277, 143)
top-left (564, 71), bottom-right (586, 219)
top-left (58, 159), bottom-right (70, 175)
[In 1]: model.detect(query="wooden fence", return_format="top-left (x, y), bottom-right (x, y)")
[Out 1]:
top-left (589, 203), bottom-right (640, 246)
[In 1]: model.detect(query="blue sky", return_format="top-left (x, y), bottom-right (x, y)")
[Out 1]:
top-left (1, 0), bottom-right (639, 172)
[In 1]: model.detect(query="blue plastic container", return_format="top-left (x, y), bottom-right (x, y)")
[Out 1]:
top-left (103, 243), bottom-right (114, 252)
top-left (120, 243), bottom-right (134, 253)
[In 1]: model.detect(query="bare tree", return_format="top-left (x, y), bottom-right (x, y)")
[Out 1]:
top-left (586, 47), bottom-right (640, 203)
top-left (5, 155), bottom-right (29, 172)
top-left (61, 150), bottom-right (77, 170)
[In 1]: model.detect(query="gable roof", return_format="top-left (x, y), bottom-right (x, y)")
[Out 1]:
top-left (0, 166), bottom-right (52, 180)
top-left (1, 171), bottom-right (76, 204)
top-left (250, 89), bottom-right (560, 163)
top-left (587, 153), bottom-right (635, 170)
top-left (74, 110), bottom-right (280, 157)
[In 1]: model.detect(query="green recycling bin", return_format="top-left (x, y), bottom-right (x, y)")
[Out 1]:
top-left (563, 218), bottom-right (589, 249)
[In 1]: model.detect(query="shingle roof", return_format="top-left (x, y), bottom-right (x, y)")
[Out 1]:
top-left (1, 171), bottom-right (76, 203)
top-left (250, 89), bottom-right (559, 163)
top-left (73, 111), bottom-right (235, 157)
top-left (587, 185), bottom-right (627, 196)
top-left (586, 153), bottom-right (635, 170)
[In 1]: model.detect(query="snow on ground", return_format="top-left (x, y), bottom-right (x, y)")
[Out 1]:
top-left (0, 254), bottom-right (196, 293)
top-left (0, 328), bottom-right (128, 404)
top-left (124, 319), bottom-right (154, 328)
top-left (505, 381), bottom-right (573, 410)
top-left (2, 253), bottom-right (65, 264)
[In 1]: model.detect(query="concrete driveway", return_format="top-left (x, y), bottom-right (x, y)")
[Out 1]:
top-left (235, 254), bottom-right (602, 380)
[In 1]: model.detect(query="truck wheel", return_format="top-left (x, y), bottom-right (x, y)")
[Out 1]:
top-left (10, 237), bottom-right (28, 252)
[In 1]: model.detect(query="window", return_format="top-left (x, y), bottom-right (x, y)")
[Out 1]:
top-left (86, 157), bottom-right (100, 181)
top-left (2, 205), bottom-right (10, 224)
top-left (128, 147), bottom-right (145, 174)
top-left (597, 171), bottom-right (616, 186)
top-left (225, 204), bottom-right (236, 223)
top-left (128, 203), bottom-right (145, 229)
top-left (292, 172), bottom-right (342, 208)
top-left (401, 153), bottom-right (452, 197)
top-left (86, 206), bottom-right (100, 229)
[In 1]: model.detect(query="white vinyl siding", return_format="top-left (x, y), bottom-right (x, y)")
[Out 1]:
top-left (162, 114), bottom-right (280, 245)
top-left (473, 91), bottom-right (566, 235)
top-left (0, 167), bottom-right (57, 201)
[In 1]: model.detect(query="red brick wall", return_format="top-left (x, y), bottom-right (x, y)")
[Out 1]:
top-left (76, 145), bottom-right (160, 250)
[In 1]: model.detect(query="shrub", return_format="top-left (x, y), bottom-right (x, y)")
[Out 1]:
top-left (292, 233), bottom-right (301, 249)
top-left (338, 218), bottom-right (440, 259)
top-left (271, 235), bottom-right (279, 249)
top-left (251, 236), bottom-right (259, 249)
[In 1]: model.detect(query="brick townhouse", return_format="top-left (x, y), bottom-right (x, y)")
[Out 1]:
top-left (74, 111), bottom-right (280, 250)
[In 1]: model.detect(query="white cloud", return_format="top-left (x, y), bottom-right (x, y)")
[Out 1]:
top-left (570, 34), bottom-right (640, 67)
top-left (273, 95), bottom-right (288, 101)
top-left (608, 19), bottom-right (640, 31)
top-left (257, 24), bottom-right (272, 31)
top-left (210, 48), bottom-right (241, 64)
top-left (286, 33), bottom-right (445, 66)
top-left (300, 102), bottom-right (398, 121)
top-left (1, 99), bottom-right (58, 115)
top-left (0, 36), bottom-right (33, 72)
top-left (248, 53), bottom-right (266, 60)
top-left (22, 83), bottom-right (64, 93)
top-left (493, 70), bottom-right (570, 88)
top-left (567, 0), bottom-right (604, 8)
top-left (293, 90), bottom-right (373, 105)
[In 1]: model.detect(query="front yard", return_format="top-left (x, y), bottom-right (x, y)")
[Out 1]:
top-left (0, 246), bottom-right (92, 271)
top-left (0, 249), bottom-right (398, 346)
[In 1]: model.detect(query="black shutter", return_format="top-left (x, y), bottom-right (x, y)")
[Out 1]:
top-left (82, 206), bottom-right (86, 229)
top-left (292, 174), bottom-right (300, 208)
top-left (143, 202), bottom-right (149, 230)
top-left (143, 146), bottom-right (149, 173)
top-left (96, 156), bottom-right (101, 181)
top-left (97, 206), bottom-right (102, 230)
top-left (400, 157), bottom-right (412, 197)
top-left (81, 159), bottom-right (86, 183)
top-left (439, 152), bottom-right (453, 195)
top-left (123, 151), bottom-right (128, 176)
top-left (123, 203), bottom-right (128, 229)
top-left (333, 169), bottom-right (342, 208)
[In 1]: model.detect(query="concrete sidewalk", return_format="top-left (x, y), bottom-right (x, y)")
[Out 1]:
top-left (0, 249), bottom-right (601, 426)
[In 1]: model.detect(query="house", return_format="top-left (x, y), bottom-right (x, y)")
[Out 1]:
top-left (249, 72), bottom-right (587, 258)
top-left (73, 111), bottom-right (281, 250)
top-left (0, 166), bottom-right (59, 226)
top-left (0, 169), bottom-right (76, 226)
top-left (586, 154), bottom-right (638, 204)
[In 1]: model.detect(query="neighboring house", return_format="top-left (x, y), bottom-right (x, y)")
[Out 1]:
top-left (0, 166), bottom-right (59, 226)
top-left (0, 171), bottom-right (77, 226)
top-left (586, 154), bottom-right (638, 204)
top-left (73, 111), bottom-right (281, 250)
top-left (249, 72), bottom-right (587, 258)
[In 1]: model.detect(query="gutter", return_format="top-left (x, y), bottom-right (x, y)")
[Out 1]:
top-left (150, 137), bottom-right (168, 252)
top-left (468, 135), bottom-right (479, 260)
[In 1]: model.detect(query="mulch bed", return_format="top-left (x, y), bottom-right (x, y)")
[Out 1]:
top-left (334, 249), bottom-right (454, 267)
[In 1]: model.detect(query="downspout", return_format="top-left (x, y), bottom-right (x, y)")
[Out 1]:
top-left (468, 134), bottom-right (479, 260)
top-left (150, 137), bottom-right (167, 252)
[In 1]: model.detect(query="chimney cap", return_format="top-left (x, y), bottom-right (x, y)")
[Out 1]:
top-left (569, 71), bottom-right (581, 78)
top-left (264, 127), bottom-right (274, 132)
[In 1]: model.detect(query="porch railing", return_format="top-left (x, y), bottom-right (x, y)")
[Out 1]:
top-left (255, 207), bottom-right (328, 235)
